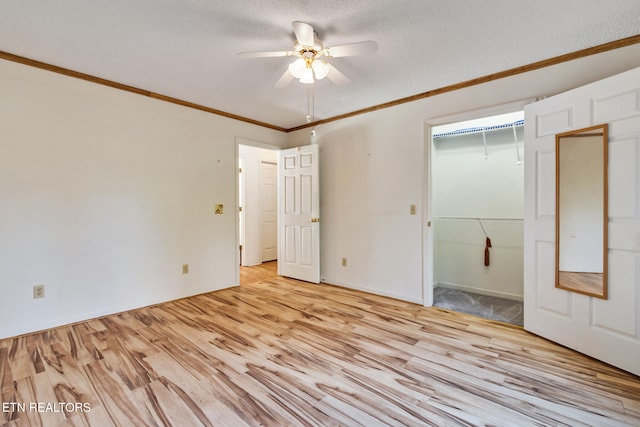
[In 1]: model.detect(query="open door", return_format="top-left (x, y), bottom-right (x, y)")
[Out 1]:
top-left (260, 161), bottom-right (278, 262)
top-left (524, 66), bottom-right (640, 376)
top-left (278, 145), bottom-right (320, 283)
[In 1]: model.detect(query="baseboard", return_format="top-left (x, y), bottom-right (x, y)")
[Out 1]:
top-left (320, 277), bottom-right (424, 305)
top-left (435, 281), bottom-right (523, 302)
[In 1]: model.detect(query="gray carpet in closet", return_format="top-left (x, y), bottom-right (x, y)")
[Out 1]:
top-left (433, 286), bottom-right (523, 326)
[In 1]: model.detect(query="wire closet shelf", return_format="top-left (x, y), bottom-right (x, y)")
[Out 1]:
top-left (432, 119), bottom-right (524, 139)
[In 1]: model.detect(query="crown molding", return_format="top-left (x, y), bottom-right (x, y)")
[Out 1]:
top-left (2, 33), bottom-right (639, 133)
top-left (0, 50), bottom-right (287, 133)
top-left (288, 34), bottom-right (640, 132)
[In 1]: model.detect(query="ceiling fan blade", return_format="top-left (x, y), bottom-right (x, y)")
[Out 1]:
top-left (292, 21), bottom-right (315, 47)
top-left (237, 50), bottom-right (292, 58)
top-left (275, 69), bottom-right (295, 88)
top-left (326, 63), bottom-right (349, 85)
top-left (324, 40), bottom-right (378, 58)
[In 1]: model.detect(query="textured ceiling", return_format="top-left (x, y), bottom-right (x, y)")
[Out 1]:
top-left (1, 1), bottom-right (639, 129)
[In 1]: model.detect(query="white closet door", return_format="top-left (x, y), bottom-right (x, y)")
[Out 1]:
top-left (524, 66), bottom-right (640, 376)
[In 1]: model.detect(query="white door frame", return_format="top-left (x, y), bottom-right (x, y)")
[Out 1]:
top-left (422, 100), bottom-right (533, 307)
top-left (238, 157), bottom-right (245, 266)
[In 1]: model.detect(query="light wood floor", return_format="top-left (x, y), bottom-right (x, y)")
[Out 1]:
top-left (240, 260), bottom-right (278, 286)
top-left (1, 269), bottom-right (639, 426)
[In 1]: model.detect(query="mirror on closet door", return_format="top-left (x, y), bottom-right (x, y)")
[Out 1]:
top-left (555, 124), bottom-right (608, 299)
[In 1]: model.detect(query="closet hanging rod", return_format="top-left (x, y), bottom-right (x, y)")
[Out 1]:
top-left (433, 216), bottom-right (523, 222)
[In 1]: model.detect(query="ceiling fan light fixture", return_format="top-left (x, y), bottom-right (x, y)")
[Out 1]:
top-left (300, 67), bottom-right (315, 84)
top-left (288, 58), bottom-right (306, 78)
top-left (243, 21), bottom-right (377, 88)
top-left (312, 60), bottom-right (330, 80)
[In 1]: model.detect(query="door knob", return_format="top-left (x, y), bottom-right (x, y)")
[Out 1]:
top-left (311, 217), bottom-right (320, 223)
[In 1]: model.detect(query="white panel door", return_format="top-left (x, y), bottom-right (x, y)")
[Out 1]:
top-left (524, 66), bottom-right (640, 376)
top-left (278, 145), bottom-right (320, 283)
top-left (261, 162), bottom-right (277, 262)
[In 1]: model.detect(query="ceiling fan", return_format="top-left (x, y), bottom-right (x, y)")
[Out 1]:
top-left (238, 21), bottom-right (378, 88)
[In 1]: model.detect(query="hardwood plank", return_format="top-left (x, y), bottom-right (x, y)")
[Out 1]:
top-left (240, 261), bottom-right (278, 286)
top-left (83, 359), bottom-right (156, 425)
top-left (1, 273), bottom-right (639, 426)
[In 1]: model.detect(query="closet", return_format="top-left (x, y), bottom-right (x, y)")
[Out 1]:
top-left (431, 112), bottom-right (524, 324)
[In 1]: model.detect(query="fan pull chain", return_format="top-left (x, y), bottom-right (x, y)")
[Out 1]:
top-left (308, 84), bottom-right (317, 143)
top-left (306, 84), bottom-right (315, 122)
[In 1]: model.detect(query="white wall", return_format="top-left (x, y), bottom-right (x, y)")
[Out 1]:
top-left (290, 106), bottom-right (426, 303)
top-left (432, 127), bottom-right (524, 219)
top-left (434, 219), bottom-right (524, 300)
top-left (0, 59), bottom-right (284, 339)
top-left (2, 43), bottom-right (640, 338)
top-left (287, 43), bottom-right (640, 304)
top-left (432, 126), bottom-right (524, 300)
top-left (238, 143), bottom-right (279, 266)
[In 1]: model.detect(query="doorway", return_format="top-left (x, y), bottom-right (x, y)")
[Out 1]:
top-left (238, 143), bottom-right (279, 285)
top-left (429, 110), bottom-right (525, 325)
top-left (237, 140), bottom-right (321, 286)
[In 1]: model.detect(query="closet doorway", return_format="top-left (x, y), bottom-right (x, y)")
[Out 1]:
top-left (429, 111), bottom-right (524, 325)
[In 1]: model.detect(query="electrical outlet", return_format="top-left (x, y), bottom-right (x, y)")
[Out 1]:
top-left (182, 264), bottom-right (189, 274)
top-left (33, 284), bottom-right (45, 299)
top-left (342, 257), bottom-right (347, 267)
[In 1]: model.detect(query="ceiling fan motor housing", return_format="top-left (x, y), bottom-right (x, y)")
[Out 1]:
top-left (294, 35), bottom-right (324, 57)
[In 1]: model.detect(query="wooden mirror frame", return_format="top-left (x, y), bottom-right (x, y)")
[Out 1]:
top-left (555, 124), bottom-right (608, 299)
